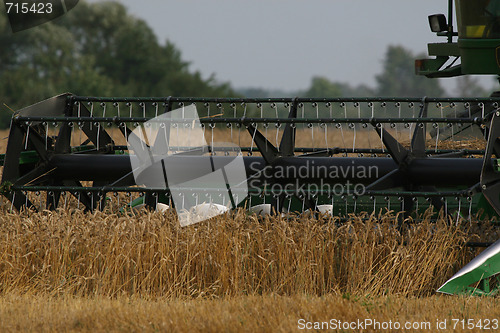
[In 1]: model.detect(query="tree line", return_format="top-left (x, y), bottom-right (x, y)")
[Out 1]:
top-left (0, 1), bottom-right (235, 127)
top-left (240, 45), bottom-right (490, 99)
top-left (0, 1), bottom-right (492, 128)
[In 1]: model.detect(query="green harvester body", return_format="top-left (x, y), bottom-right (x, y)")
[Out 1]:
top-left (417, 0), bottom-right (500, 296)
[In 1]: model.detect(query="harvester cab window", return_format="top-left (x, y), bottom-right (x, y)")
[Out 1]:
top-left (457, 0), bottom-right (500, 38)
top-left (485, 0), bottom-right (500, 37)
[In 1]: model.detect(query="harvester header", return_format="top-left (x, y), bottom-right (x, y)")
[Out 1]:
top-left (2, 93), bottom-right (500, 220)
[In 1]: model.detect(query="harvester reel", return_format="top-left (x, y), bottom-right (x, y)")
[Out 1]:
top-left (1, 94), bottom-right (500, 221)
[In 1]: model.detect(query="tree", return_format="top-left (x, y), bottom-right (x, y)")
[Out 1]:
top-left (304, 76), bottom-right (343, 98)
top-left (54, 1), bottom-right (234, 97)
top-left (375, 45), bottom-right (445, 97)
top-left (0, 1), bottom-right (236, 127)
top-left (454, 76), bottom-right (489, 97)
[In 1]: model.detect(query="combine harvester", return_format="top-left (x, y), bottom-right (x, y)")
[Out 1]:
top-left (0, 0), bottom-right (499, 295)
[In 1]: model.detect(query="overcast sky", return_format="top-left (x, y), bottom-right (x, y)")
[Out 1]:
top-left (89, 0), bottom-right (497, 93)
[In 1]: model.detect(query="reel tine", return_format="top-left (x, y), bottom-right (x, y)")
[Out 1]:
top-left (279, 98), bottom-right (297, 156)
top-left (46, 190), bottom-right (61, 210)
top-left (273, 102), bottom-right (280, 148)
top-left (24, 126), bottom-right (30, 150)
top-left (232, 103), bottom-right (237, 144)
top-left (116, 192), bottom-right (120, 209)
top-left (351, 123), bottom-right (356, 153)
top-left (444, 197), bottom-right (448, 217)
top-left (396, 102), bottom-right (401, 139)
top-left (37, 191), bottom-right (43, 212)
top-left (468, 196), bottom-right (473, 221)
top-left (63, 191), bottom-right (68, 210)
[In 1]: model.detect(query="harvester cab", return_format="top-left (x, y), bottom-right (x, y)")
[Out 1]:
top-left (417, 0), bottom-right (500, 78)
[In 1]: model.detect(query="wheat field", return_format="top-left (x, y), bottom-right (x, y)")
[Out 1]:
top-left (0, 209), bottom-right (483, 297)
top-left (0, 208), bottom-right (498, 332)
